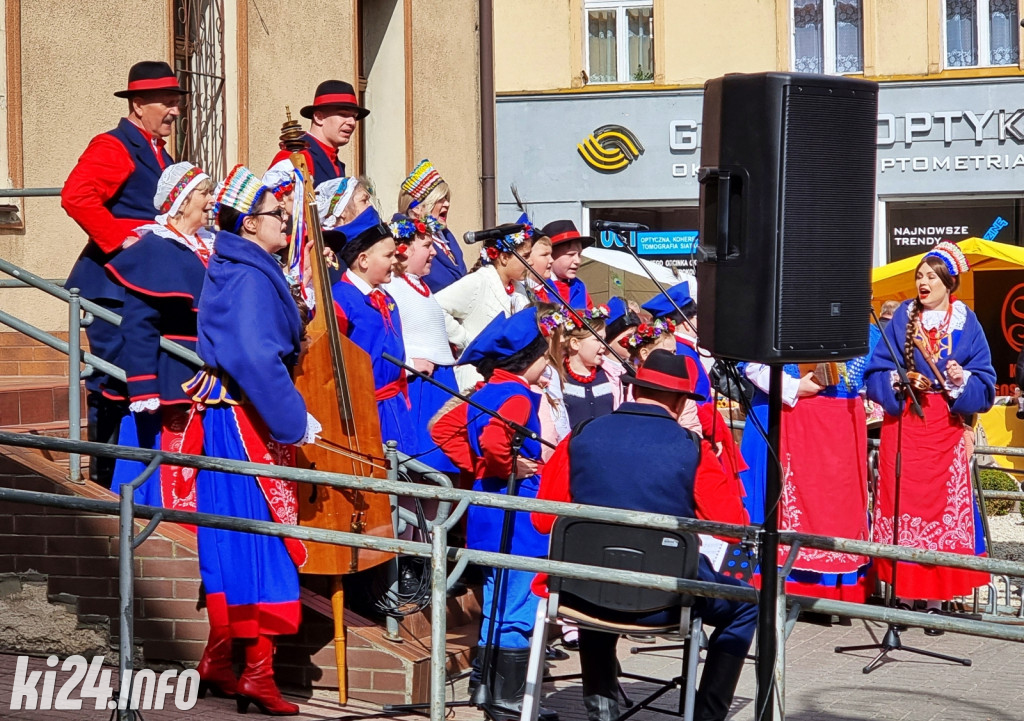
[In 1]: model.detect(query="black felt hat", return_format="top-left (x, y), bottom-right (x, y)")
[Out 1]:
top-left (540, 219), bottom-right (596, 249)
top-left (622, 349), bottom-right (705, 401)
top-left (300, 80), bottom-right (370, 120)
top-left (114, 61), bottom-right (188, 98)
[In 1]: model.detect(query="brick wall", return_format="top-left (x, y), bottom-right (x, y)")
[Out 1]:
top-left (0, 330), bottom-right (89, 377)
top-left (0, 449), bottom-right (478, 705)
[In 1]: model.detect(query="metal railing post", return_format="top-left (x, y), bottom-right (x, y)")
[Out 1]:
top-left (67, 289), bottom-right (83, 483)
top-left (117, 480), bottom-right (135, 721)
top-left (384, 441), bottom-right (402, 641)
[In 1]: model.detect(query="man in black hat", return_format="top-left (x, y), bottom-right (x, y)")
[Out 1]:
top-left (533, 349), bottom-right (757, 721)
top-left (61, 60), bottom-right (187, 486)
top-left (270, 80), bottom-right (369, 185)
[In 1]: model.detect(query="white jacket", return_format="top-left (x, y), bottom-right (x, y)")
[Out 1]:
top-left (434, 264), bottom-right (529, 390)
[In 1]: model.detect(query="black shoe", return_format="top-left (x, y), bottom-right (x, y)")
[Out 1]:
top-left (546, 645), bottom-right (570, 661)
top-left (561, 637), bottom-right (580, 651)
top-left (892, 602), bottom-right (913, 633)
top-left (625, 634), bottom-right (655, 644)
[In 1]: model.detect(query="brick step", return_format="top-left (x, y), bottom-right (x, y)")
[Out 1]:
top-left (0, 375), bottom-right (86, 427)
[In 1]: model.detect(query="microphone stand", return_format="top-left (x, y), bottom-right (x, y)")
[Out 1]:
top-left (381, 353), bottom-right (555, 720)
top-left (834, 308), bottom-right (970, 673)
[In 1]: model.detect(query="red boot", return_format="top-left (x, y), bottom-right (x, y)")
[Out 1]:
top-left (235, 635), bottom-right (299, 716)
top-left (197, 625), bottom-right (238, 698)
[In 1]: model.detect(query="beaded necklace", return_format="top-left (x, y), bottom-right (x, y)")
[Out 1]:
top-left (400, 273), bottom-right (431, 297)
top-left (563, 355), bottom-right (597, 384)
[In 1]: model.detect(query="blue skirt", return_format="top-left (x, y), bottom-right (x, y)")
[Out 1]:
top-left (466, 474), bottom-right (549, 558)
top-left (196, 405), bottom-right (300, 637)
top-left (407, 365), bottom-right (459, 472)
top-left (378, 393), bottom-right (417, 454)
top-left (111, 412), bottom-right (163, 506)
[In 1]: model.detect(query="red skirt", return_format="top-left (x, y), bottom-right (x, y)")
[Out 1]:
top-left (872, 393), bottom-right (989, 600)
top-left (780, 395), bottom-right (870, 572)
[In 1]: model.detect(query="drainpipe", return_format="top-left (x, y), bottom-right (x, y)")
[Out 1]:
top-left (479, 0), bottom-right (496, 227)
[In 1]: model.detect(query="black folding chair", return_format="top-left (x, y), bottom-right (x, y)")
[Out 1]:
top-left (523, 518), bottom-right (703, 721)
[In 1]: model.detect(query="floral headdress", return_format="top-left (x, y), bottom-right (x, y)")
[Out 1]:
top-left (619, 318), bottom-right (677, 350)
top-left (480, 223), bottom-right (534, 264)
top-left (539, 305), bottom-right (610, 336)
top-left (924, 241), bottom-right (970, 277)
top-left (389, 214), bottom-right (444, 256)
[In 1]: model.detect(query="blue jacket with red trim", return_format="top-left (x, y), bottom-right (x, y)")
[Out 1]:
top-left (270, 132), bottom-right (343, 187)
top-left (105, 229), bottom-right (207, 405)
top-left (197, 230), bottom-right (306, 445)
top-left (552, 276), bottom-right (593, 310)
top-left (331, 273), bottom-right (406, 390)
top-left (64, 118), bottom-right (173, 302)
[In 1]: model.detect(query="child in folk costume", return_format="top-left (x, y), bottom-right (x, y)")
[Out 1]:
top-left (398, 159), bottom-right (467, 292)
top-left (865, 241), bottom-right (995, 617)
top-left (106, 162), bottom-right (213, 511)
top-left (430, 308), bottom-right (557, 721)
top-left (540, 220), bottom-right (594, 309)
top-left (186, 165), bottom-right (320, 715)
top-left (383, 214), bottom-right (459, 470)
top-left (331, 207), bottom-right (416, 453)
top-left (525, 233), bottom-right (554, 303)
top-left (541, 305), bottom-right (615, 427)
top-left (600, 297), bottom-right (641, 409)
top-left (435, 225), bottom-right (534, 392)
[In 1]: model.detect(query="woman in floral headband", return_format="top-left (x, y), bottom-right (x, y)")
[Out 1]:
top-left (543, 305), bottom-right (614, 427)
top-left (865, 241), bottom-right (995, 618)
top-left (435, 226), bottom-right (534, 391)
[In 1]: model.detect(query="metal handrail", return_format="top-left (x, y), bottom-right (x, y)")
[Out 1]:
top-left (0, 257), bottom-right (202, 367)
top-left (2, 430), bottom-right (1024, 721)
top-left (0, 187), bottom-right (61, 197)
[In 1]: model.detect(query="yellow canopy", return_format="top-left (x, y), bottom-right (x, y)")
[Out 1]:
top-left (872, 237), bottom-right (1024, 309)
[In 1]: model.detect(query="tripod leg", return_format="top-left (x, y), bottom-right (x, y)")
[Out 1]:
top-left (862, 649), bottom-right (891, 675)
top-left (834, 643), bottom-right (886, 653)
top-left (897, 644), bottom-right (972, 666)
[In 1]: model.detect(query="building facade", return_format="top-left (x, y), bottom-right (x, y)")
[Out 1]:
top-left (493, 0), bottom-right (1024, 272)
top-left (0, 0), bottom-right (481, 331)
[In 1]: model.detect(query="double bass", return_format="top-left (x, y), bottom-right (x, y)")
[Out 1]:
top-left (280, 111), bottom-right (395, 703)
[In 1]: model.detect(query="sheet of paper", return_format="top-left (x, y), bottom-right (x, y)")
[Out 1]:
top-left (699, 534), bottom-right (728, 571)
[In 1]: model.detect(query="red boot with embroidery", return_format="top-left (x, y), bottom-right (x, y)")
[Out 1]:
top-left (197, 625), bottom-right (237, 699)
top-left (235, 635), bottom-right (299, 716)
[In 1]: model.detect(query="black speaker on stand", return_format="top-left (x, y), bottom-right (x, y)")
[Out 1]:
top-left (696, 72), bottom-right (878, 721)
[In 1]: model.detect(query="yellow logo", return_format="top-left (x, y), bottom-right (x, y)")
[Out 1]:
top-left (577, 125), bottom-right (645, 173)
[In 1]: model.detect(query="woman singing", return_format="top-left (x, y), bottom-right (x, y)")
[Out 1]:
top-left (865, 241), bottom-right (995, 621)
top-left (187, 165), bottom-right (319, 715)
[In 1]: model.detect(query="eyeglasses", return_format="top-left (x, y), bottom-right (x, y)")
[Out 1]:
top-left (251, 209), bottom-right (288, 223)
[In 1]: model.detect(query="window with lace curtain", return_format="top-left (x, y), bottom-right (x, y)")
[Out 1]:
top-left (945, 0), bottom-right (1019, 68)
top-left (585, 1), bottom-right (654, 84)
top-left (792, 0), bottom-right (863, 75)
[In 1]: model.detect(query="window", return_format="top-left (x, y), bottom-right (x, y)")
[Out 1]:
top-left (173, 0), bottom-right (227, 178)
top-left (585, 1), bottom-right (654, 84)
top-left (792, 0), bottom-right (863, 75)
top-left (945, 0), bottom-right (1019, 68)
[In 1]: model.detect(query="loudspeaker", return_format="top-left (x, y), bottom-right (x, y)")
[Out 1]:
top-left (696, 72), bottom-right (878, 363)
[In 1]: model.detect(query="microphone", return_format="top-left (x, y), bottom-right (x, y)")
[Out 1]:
top-left (463, 223), bottom-right (526, 244)
top-left (592, 219), bottom-right (650, 233)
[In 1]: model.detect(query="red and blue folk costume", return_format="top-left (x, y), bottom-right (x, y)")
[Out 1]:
top-left (188, 229), bottom-right (308, 638)
top-left (551, 277), bottom-right (593, 310)
top-left (423, 227), bottom-right (468, 293)
top-left (739, 361), bottom-right (872, 601)
top-left (432, 368), bottom-right (548, 648)
top-left (63, 118), bottom-right (173, 399)
top-left (333, 271), bottom-right (417, 453)
top-left (865, 299), bottom-right (995, 600)
top-left (270, 133), bottom-right (342, 188)
top-left (105, 223), bottom-right (211, 511)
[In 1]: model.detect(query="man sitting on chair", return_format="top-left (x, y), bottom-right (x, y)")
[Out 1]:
top-left (533, 350), bottom-right (757, 721)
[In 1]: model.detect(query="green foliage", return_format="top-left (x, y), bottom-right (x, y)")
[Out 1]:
top-left (978, 469), bottom-right (1020, 517)
top-left (632, 64), bottom-right (654, 81)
